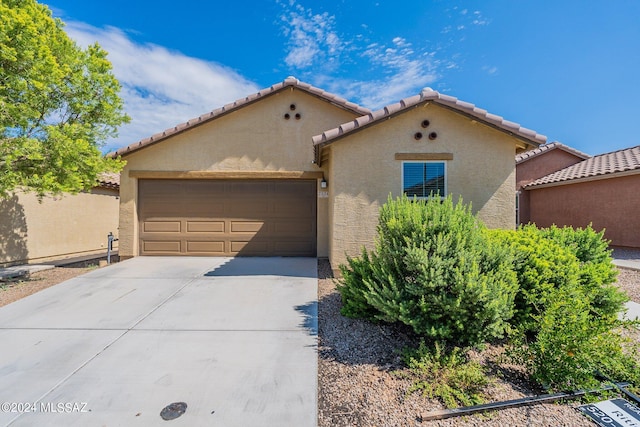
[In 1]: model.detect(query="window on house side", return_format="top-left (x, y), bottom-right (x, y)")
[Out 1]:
top-left (402, 161), bottom-right (446, 198)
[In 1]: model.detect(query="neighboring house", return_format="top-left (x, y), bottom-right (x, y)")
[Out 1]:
top-left (0, 174), bottom-right (120, 267)
top-left (521, 145), bottom-right (640, 248)
top-left (515, 142), bottom-right (590, 224)
top-left (111, 77), bottom-right (545, 269)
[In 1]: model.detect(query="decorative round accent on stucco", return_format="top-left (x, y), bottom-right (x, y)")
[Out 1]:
top-left (284, 113), bottom-right (290, 119)
top-left (295, 113), bottom-right (301, 120)
top-left (414, 132), bottom-right (423, 140)
top-left (421, 119), bottom-right (430, 128)
top-left (429, 132), bottom-right (438, 140)
top-left (290, 104), bottom-right (296, 111)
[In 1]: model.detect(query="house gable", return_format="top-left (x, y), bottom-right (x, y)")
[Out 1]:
top-left (324, 102), bottom-right (534, 266)
top-left (313, 87), bottom-right (546, 165)
top-left (111, 77), bottom-right (369, 159)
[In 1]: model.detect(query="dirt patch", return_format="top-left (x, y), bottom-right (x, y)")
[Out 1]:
top-left (0, 259), bottom-right (110, 308)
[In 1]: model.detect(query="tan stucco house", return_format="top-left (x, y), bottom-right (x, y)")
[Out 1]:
top-left (111, 77), bottom-right (545, 268)
top-left (0, 174), bottom-right (120, 267)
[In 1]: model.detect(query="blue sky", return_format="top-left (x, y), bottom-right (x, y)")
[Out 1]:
top-left (46, 0), bottom-right (640, 156)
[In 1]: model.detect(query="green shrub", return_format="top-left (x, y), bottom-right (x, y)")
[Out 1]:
top-left (337, 195), bottom-right (518, 346)
top-left (536, 224), bottom-right (625, 320)
top-left (507, 286), bottom-right (640, 391)
top-left (337, 249), bottom-right (380, 319)
top-left (402, 341), bottom-right (489, 407)
top-left (488, 228), bottom-right (580, 334)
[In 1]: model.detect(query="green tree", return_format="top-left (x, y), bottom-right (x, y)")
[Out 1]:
top-left (0, 0), bottom-right (129, 197)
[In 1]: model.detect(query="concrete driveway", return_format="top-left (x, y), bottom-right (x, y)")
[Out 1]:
top-left (0, 257), bottom-right (318, 427)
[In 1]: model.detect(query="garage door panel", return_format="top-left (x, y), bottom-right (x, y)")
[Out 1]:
top-left (186, 241), bottom-right (226, 254)
top-left (139, 179), bottom-right (316, 256)
top-left (186, 221), bottom-right (225, 233)
top-left (230, 221), bottom-right (265, 233)
top-left (143, 221), bottom-right (181, 233)
top-left (143, 240), bottom-right (182, 253)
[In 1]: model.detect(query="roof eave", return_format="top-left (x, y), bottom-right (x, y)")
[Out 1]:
top-left (515, 142), bottom-right (591, 165)
top-left (524, 167), bottom-right (640, 190)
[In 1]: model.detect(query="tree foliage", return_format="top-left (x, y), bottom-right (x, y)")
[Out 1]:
top-left (0, 0), bottom-right (129, 196)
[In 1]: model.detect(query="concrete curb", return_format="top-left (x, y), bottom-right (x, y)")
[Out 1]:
top-left (613, 260), bottom-right (640, 272)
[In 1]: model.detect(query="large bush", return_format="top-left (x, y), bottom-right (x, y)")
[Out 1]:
top-left (337, 195), bottom-right (518, 346)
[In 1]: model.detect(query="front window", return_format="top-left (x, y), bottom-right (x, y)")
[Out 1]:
top-left (402, 161), bottom-right (446, 198)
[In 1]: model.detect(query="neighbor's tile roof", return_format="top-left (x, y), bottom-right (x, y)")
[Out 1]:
top-left (312, 88), bottom-right (547, 159)
top-left (110, 77), bottom-right (370, 158)
top-left (96, 172), bottom-right (120, 190)
top-left (515, 141), bottom-right (591, 164)
top-left (525, 145), bottom-right (640, 188)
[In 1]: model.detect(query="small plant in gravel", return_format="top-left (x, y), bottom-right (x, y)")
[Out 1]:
top-left (401, 341), bottom-right (490, 408)
top-left (337, 194), bottom-right (518, 346)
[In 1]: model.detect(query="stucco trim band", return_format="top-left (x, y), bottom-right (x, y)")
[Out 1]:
top-left (395, 153), bottom-right (454, 160)
top-left (129, 170), bottom-right (325, 180)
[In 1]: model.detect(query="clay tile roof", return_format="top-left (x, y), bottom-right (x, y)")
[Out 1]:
top-left (312, 88), bottom-right (547, 162)
top-left (109, 77), bottom-right (370, 158)
top-left (515, 141), bottom-right (591, 164)
top-left (96, 172), bottom-right (120, 190)
top-left (525, 145), bottom-right (640, 188)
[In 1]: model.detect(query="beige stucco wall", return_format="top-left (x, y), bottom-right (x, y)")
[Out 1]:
top-left (0, 188), bottom-right (119, 266)
top-left (118, 88), bottom-right (358, 258)
top-left (328, 103), bottom-right (519, 268)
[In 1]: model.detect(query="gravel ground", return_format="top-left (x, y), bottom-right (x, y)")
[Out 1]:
top-left (0, 261), bottom-right (102, 307)
top-left (617, 268), bottom-right (640, 303)
top-left (318, 259), bottom-right (640, 427)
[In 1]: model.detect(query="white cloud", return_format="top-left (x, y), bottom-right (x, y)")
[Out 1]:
top-left (64, 22), bottom-right (259, 153)
top-left (279, 1), bottom-right (344, 70)
top-left (482, 65), bottom-right (498, 75)
top-left (278, 3), bottom-right (440, 109)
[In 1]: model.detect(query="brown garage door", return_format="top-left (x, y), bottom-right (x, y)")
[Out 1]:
top-left (138, 179), bottom-right (316, 256)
